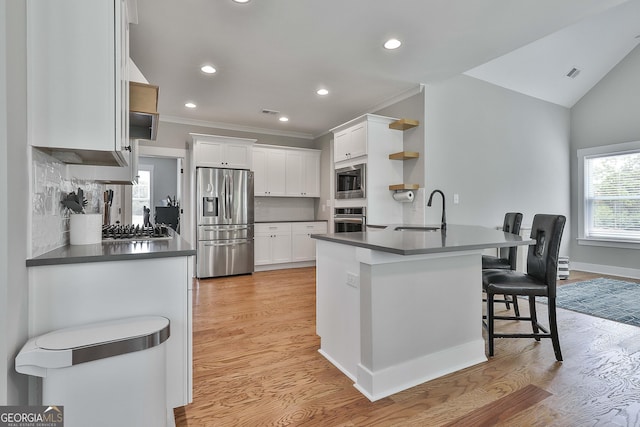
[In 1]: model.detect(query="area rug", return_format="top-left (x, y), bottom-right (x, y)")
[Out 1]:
top-left (552, 278), bottom-right (640, 327)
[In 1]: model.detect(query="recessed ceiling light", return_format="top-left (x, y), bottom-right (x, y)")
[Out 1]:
top-left (316, 88), bottom-right (329, 96)
top-left (185, 102), bottom-right (197, 109)
top-left (201, 65), bottom-right (216, 74)
top-left (384, 38), bottom-right (402, 50)
top-left (279, 117), bottom-right (289, 122)
top-left (233, 0), bottom-right (250, 3)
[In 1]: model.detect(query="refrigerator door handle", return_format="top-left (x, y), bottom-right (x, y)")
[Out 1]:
top-left (227, 173), bottom-right (233, 219)
top-left (203, 240), bottom-right (251, 247)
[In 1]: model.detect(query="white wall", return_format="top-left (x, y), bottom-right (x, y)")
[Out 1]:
top-left (0, 0), bottom-right (9, 404)
top-left (570, 45), bottom-right (640, 273)
top-left (423, 75), bottom-right (571, 254)
top-left (2, 0), bottom-right (29, 404)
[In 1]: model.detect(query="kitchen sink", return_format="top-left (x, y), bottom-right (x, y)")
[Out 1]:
top-left (394, 226), bottom-right (440, 232)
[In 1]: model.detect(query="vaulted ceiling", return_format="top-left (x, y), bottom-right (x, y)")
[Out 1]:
top-left (130, 0), bottom-right (640, 139)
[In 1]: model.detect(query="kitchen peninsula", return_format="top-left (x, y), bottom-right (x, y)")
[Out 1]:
top-left (312, 224), bottom-right (534, 401)
top-left (26, 234), bottom-right (196, 414)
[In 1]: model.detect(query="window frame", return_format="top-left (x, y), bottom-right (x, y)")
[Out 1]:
top-left (577, 140), bottom-right (640, 249)
top-left (131, 164), bottom-right (154, 226)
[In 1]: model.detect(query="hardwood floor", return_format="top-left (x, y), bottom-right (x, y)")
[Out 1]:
top-left (175, 268), bottom-right (640, 426)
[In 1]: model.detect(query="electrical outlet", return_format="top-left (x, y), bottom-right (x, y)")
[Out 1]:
top-left (346, 272), bottom-right (359, 288)
top-left (453, 193), bottom-right (459, 204)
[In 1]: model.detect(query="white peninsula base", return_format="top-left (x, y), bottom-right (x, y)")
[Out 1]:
top-left (316, 240), bottom-right (487, 401)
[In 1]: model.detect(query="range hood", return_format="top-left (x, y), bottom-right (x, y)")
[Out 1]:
top-left (129, 81), bottom-right (159, 140)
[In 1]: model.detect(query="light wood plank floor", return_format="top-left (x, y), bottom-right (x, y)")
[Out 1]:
top-left (175, 268), bottom-right (640, 426)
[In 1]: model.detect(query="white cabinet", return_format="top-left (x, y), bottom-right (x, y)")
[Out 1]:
top-left (252, 145), bottom-right (321, 198)
top-left (253, 147), bottom-right (287, 196)
top-left (292, 222), bottom-right (327, 262)
top-left (255, 223), bottom-right (292, 265)
top-left (28, 254), bottom-right (194, 409)
top-left (27, 0), bottom-right (131, 167)
top-left (333, 121), bottom-right (366, 163)
top-left (67, 140), bottom-right (139, 184)
top-left (285, 150), bottom-right (321, 197)
top-left (191, 134), bottom-right (255, 169)
top-left (331, 114), bottom-right (405, 225)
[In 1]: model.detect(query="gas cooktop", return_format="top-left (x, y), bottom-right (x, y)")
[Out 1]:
top-left (102, 224), bottom-right (171, 241)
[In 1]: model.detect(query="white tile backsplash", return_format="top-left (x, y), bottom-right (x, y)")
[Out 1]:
top-left (31, 149), bottom-right (104, 257)
top-left (255, 197), bottom-right (316, 222)
top-left (403, 187), bottom-right (426, 225)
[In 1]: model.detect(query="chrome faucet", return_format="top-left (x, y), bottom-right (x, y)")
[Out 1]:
top-left (427, 189), bottom-right (446, 230)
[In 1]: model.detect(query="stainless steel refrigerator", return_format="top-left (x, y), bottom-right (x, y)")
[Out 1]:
top-left (196, 167), bottom-right (254, 278)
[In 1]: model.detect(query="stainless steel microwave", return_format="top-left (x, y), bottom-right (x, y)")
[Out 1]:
top-left (335, 164), bottom-right (366, 199)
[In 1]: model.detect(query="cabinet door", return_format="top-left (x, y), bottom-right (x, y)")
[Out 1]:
top-left (285, 151), bottom-right (303, 196)
top-left (271, 232), bottom-right (292, 263)
top-left (27, 0), bottom-right (127, 165)
top-left (254, 234), bottom-right (272, 265)
top-left (195, 141), bottom-right (225, 167)
top-left (292, 222), bottom-right (327, 261)
top-left (252, 149), bottom-right (268, 196)
top-left (302, 152), bottom-right (320, 197)
top-left (225, 143), bottom-right (252, 169)
top-left (334, 130), bottom-right (350, 162)
top-left (266, 150), bottom-right (287, 196)
top-left (348, 122), bottom-right (367, 159)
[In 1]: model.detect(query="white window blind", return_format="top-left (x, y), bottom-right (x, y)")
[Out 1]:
top-left (584, 151), bottom-right (640, 240)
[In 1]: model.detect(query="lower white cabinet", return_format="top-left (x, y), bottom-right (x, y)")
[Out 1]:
top-left (255, 221), bottom-right (327, 266)
top-left (255, 223), bottom-right (292, 265)
top-left (292, 222), bottom-right (328, 261)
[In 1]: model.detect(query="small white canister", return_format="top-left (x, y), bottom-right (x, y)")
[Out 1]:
top-left (70, 213), bottom-right (102, 245)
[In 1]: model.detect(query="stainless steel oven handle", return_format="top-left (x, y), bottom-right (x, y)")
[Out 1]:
top-left (334, 217), bottom-right (365, 224)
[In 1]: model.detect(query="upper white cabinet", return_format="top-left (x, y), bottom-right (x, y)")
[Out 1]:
top-left (27, 0), bottom-right (132, 167)
top-left (285, 150), bottom-right (320, 197)
top-left (252, 145), bottom-right (321, 198)
top-left (253, 146), bottom-right (287, 196)
top-left (333, 121), bottom-right (366, 162)
top-left (191, 134), bottom-right (255, 169)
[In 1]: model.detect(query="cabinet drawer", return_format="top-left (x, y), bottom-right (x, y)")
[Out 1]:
top-left (255, 223), bottom-right (292, 235)
top-left (291, 222), bottom-right (327, 234)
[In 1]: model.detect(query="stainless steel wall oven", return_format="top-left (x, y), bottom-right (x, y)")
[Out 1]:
top-left (335, 163), bottom-right (366, 199)
top-left (334, 207), bottom-right (366, 233)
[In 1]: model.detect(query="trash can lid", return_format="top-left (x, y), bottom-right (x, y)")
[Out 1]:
top-left (36, 316), bottom-right (169, 352)
top-left (16, 316), bottom-right (170, 375)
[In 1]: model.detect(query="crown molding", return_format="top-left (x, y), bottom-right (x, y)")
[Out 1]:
top-left (159, 115), bottom-right (315, 140)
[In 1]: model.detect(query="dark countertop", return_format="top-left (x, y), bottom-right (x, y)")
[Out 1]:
top-left (311, 224), bottom-right (534, 256)
top-left (26, 233), bottom-right (196, 267)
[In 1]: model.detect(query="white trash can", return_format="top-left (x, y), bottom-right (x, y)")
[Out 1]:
top-left (16, 316), bottom-right (170, 427)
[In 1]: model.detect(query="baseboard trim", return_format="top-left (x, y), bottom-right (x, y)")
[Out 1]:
top-left (571, 262), bottom-right (640, 280)
top-left (255, 261), bottom-right (316, 272)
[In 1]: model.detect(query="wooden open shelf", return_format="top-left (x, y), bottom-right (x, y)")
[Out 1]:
top-left (389, 118), bottom-right (419, 131)
top-left (389, 151), bottom-right (419, 160)
top-left (389, 184), bottom-right (420, 191)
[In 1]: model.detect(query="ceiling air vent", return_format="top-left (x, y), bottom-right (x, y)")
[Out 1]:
top-left (566, 68), bottom-right (581, 79)
top-left (261, 109), bottom-right (280, 115)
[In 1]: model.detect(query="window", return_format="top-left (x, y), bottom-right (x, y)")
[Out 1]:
top-left (578, 141), bottom-right (640, 248)
top-left (132, 165), bottom-right (153, 226)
